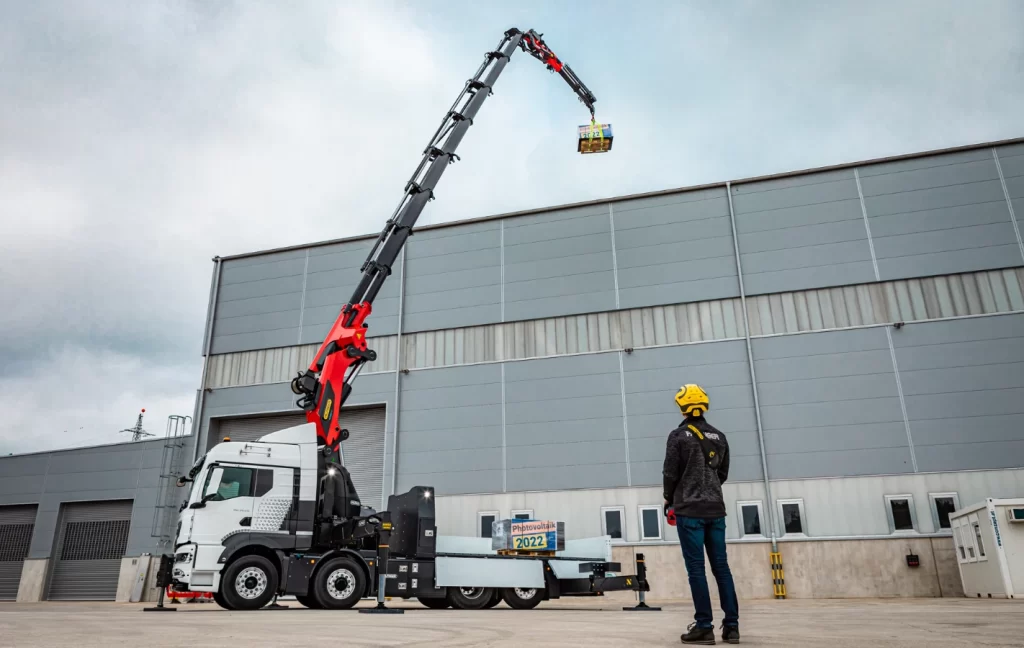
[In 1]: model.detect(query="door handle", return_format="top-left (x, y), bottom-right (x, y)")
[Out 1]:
top-left (239, 517), bottom-right (251, 527)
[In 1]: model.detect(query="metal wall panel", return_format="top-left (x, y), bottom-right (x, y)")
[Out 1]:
top-left (622, 340), bottom-right (763, 486)
top-left (403, 221), bottom-right (501, 333)
top-left (891, 313), bottom-right (1024, 472)
top-left (216, 408), bottom-right (386, 509)
top-left (504, 353), bottom-right (628, 492)
top-left (731, 170), bottom-right (876, 295)
top-left (395, 364), bottom-right (503, 496)
top-left (0, 504), bottom-right (36, 600)
top-left (613, 187), bottom-right (739, 309)
top-left (996, 143), bottom-right (1024, 260)
top-left (203, 268), bottom-right (1024, 388)
top-left (752, 327), bottom-right (914, 479)
top-left (859, 150), bottom-right (1023, 279)
top-left (503, 204), bottom-right (617, 322)
top-left (47, 500), bottom-right (133, 601)
top-left (300, 240), bottom-right (401, 344)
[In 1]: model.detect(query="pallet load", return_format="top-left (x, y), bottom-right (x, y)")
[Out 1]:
top-left (492, 519), bottom-right (566, 554)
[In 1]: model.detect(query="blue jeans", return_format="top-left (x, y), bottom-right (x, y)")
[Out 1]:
top-left (676, 515), bottom-right (739, 629)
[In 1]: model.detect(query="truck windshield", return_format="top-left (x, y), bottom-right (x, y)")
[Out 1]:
top-left (180, 454), bottom-right (206, 502)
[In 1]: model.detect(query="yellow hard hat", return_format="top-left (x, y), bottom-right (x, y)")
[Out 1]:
top-left (675, 384), bottom-right (709, 417)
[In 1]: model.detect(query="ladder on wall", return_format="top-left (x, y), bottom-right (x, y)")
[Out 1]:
top-left (150, 415), bottom-right (192, 550)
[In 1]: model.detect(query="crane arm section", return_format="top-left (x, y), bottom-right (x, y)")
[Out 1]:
top-left (290, 28), bottom-right (599, 450)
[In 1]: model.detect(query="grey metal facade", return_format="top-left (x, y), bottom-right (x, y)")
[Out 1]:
top-left (191, 136), bottom-right (1024, 508)
top-left (0, 435), bottom-right (195, 562)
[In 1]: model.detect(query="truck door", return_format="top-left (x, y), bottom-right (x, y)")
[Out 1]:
top-left (187, 463), bottom-right (259, 547)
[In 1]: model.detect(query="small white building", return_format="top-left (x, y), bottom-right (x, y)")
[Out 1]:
top-left (950, 499), bottom-right (1024, 599)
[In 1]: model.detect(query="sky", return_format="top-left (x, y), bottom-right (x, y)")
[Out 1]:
top-left (1, 0), bottom-right (1022, 455)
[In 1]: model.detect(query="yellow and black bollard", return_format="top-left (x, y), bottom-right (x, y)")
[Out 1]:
top-left (770, 551), bottom-right (786, 599)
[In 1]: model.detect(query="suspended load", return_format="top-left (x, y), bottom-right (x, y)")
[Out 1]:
top-left (578, 121), bottom-right (613, 154)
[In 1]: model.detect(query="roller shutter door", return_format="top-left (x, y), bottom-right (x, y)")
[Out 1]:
top-left (216, 407), bottom-right (386, 509)
top-left (0, 504), bottom-right (37, 600)
top-left (47, 500), bottom-right (133, 601)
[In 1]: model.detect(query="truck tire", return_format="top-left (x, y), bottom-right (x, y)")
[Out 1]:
top-left (446, 586), bottom-right (495, 610)
top-left (221, 555), bottom-right (279, 611)
top-left (417, 596), bottom-right (450, 609)
top-left (313, 557), bottom-right (366, 610)
top-left (295, 594), bottom-right (323, 609)
top-left (483, 590), bottom-right (502, 608)
top-left (501, 587), bottom-right (544, 610)
top-left (213, 590), bottom-right (230, 610)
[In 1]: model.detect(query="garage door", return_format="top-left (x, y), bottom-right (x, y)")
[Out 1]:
top-left (0, 504), bottom-right (37, 600)
top-left (47, 500), bottom-right (133, 601)
top-left (215, 407), bottom-right (387, 509)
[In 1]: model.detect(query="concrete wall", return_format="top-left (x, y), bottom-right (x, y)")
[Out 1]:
top-left (607, 535), bottom-right (965, 602)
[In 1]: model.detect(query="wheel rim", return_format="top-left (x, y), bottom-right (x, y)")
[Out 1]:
top-left (235, 567), bottom-right (268, 599)
top-left (513, 588), bottom-right (536, 600)
top-left (459, 587), bottom-right (484, 599)
top-left (326, 568), bottom-right (357, 600)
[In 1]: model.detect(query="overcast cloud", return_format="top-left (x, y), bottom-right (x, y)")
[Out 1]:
top-left (1, 1), bottom-right (1022, 454)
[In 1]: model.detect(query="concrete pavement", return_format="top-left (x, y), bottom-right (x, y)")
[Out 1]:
top-left (0, 597), bottom-right (1020, 647)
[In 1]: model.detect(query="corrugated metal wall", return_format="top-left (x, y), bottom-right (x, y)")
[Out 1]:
top-left (204, 268), bottom-right (1024, 388)
top-left (204, 142), bottom-right (1024, 358)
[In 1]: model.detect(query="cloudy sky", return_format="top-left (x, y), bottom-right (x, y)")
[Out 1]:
top-left (1, 1), bottom-right (1021, 455)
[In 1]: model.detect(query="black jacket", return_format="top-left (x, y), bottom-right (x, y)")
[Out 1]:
top-left (662, 416), bottom-right (730, 519)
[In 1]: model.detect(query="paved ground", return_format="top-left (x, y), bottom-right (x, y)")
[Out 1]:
top-left (1, 597), bottom-right (1021, 647)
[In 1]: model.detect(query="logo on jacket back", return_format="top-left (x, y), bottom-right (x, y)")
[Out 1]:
top-left (685, 430), bottom-right (720, 440)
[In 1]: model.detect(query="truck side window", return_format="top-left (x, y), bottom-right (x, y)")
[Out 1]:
top-left (254, 469), bottom-right (274, 497)
top-left (214, 467), bottom-right (255, 501)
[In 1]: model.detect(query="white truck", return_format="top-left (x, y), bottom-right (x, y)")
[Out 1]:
top-left (168, 421), bottom-right (653, 611)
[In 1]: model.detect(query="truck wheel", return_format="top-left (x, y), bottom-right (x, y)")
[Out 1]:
top-left (417, 596), bottom-right (450, 609)
top-left (446, 586), bottom-right (495, 610)
top-left (213, 590), bottom-right (231, 610)
top-left (313, 557), bottom-right (366, 609)
top-left (221, 555), bottom-right (279, 611)
top-left (501, 587), bottom-right (544, 610)
top-left (483, 590), bottom-right (502, 608)
top-left (295, 594), bottom-right (323, 609)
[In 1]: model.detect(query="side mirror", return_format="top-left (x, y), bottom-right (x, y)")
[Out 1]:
top-left (176, 476), bottom-right (191, 488)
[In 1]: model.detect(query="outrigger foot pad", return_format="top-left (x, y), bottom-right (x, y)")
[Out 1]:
top-left (360, 603), bottom-right (405, 614)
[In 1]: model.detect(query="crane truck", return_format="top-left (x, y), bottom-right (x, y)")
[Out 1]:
top-left (166, 27), bottom-right (654, 612)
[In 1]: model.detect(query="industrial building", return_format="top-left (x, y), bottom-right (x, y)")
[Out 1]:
top-left (2, 136), bottom-right (1023, 602)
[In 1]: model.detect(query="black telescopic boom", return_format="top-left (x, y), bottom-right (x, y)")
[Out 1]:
top-left (349, 31), bottom-right (524, 307)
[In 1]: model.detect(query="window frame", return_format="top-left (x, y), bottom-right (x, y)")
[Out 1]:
top-left (928, 492), bottom-right (960, 533)
top-left (736, 500), bottom-right (766, 538)
top-left (953, 521), bottom-right (968, 563)
top-left (511, 509), bottom-right (534, 521)
top-left (478, 510), bottom-right (499, 539)
top-left (601, 505), bottom-right (626, 543)
top-left (884, 494), bottom-right (918, 534)
top-left (638, 505), bottom-right (663, 541)
top-left (776, 498), bottom-right (806, 537)
top-left (969, 513), bottom-right (987, 562)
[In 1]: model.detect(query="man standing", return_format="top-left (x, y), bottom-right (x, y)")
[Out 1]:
top-left (663, 384), bottom-right (740, 645)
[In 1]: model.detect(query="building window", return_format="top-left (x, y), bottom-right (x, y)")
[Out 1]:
top-left (929, 492), bottom-right (959, 531)
top-left (777, 499), bottom-right (805, 536)
top-left (478, 511), bottom-right (498, 539)
top-left (736, 501), bottom-right (765, 537)
top-left (511, 509), bottom-right (533, 521)
top-left (638, 506), bottom-right (662, 541)
top-left (601, 506), bottom-right (625, 541)
top-left (884, 495), bottom-right (917, 533)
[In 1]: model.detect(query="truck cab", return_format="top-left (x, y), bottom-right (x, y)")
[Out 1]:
top-left (171, 422), bottom-right (386, 610)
